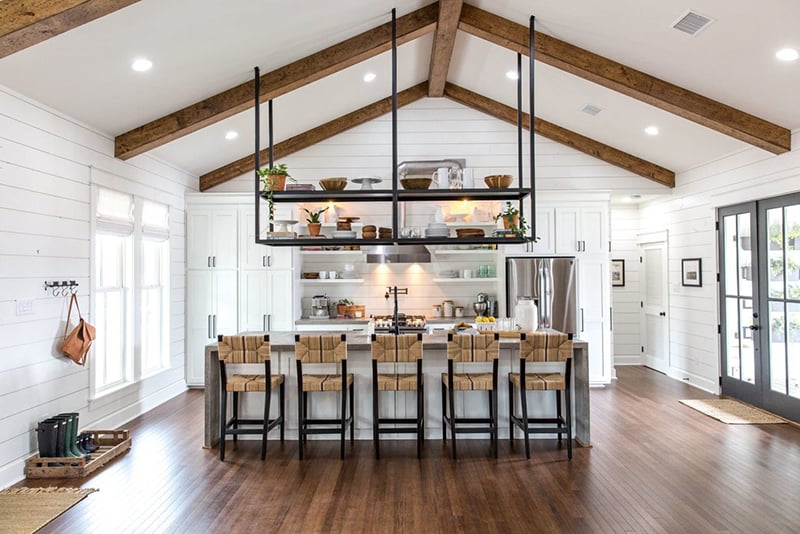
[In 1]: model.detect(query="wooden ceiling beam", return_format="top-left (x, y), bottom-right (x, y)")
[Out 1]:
top-left (427, 0), bottom-right (463, 97)
top-left (458, 4), bottom-right (791, 155)
top-left (444, 82), bottom-right (675, 187)
top-left (0, 0), bottom-right (140, 59)
top-left (115, 4), bottom-right (438, 160)
top-left (199, 82), bottom-right (429, 191)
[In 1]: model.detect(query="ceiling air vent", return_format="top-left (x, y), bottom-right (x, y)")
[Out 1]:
top-left (671, 10), bottom-right (714, 36)
top-left (581, 104), bottom-right (603, 116)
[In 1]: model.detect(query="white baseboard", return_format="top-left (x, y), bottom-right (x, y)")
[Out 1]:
top-left (667, 370), bottom-right (719, 394)
top-left (614, 356), bottom-right (643, 366)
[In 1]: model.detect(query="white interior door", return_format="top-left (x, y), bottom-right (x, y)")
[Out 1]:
top-left (641, 241), bottom-right (669, 373)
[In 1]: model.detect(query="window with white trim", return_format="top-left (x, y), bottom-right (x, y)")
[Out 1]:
top-left (93, 187), bottom-right (171, 395)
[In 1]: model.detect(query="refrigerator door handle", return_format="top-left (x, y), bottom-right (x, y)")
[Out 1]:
top-left (580, 308), bottom-right (585, 332)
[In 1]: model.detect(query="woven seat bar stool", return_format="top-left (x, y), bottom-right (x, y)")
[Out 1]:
top-left (371, 333), bottom-right (424, 459)
top-left (218, 334), bottom-right (285, 461)
top-left (441, 331), bottom-right (500, 459)
top-left (295, 334), bottom-right (354, 460)
top-left (509, 331), bottom-right (574, 459)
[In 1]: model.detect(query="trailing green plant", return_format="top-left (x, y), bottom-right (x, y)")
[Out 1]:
top-left (257, 163), bottom-right (295, 221)
top-left (337, 298), bottom-right (353, 306)
top-left (303, 206), bottom-right (328, 224)
top-left (494, 202), bottom-right (529, 236)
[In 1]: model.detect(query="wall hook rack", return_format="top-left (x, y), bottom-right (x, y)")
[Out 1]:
top-left (44, 280), bottom-right (79, 296)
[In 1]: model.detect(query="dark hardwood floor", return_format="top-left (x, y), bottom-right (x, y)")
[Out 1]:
top-left (18, 367), bottom-right (800, 533)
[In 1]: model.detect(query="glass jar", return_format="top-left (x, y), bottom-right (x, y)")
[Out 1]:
top-left (442, 300), bottom-right (454, 318)
top-left (514, 296), bottom-right (539, 332)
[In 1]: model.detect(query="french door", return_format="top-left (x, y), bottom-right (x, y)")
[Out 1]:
top-left (719, 193), bottom-right (800, 421)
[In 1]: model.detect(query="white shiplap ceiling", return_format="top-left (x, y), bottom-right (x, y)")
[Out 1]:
top-left (0, 0), bottom-right (797, 182)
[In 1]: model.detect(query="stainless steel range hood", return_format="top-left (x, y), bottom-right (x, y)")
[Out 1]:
top-left (365, 245), bottom-right (431, 263)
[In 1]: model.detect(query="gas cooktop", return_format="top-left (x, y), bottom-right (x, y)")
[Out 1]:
top-left (373, 313), bottom-right (427, 332)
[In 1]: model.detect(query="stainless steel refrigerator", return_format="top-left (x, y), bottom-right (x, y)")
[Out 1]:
top-left (506, 257), bottom-right (578, 335)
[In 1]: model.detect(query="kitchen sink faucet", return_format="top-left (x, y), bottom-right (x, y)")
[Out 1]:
top-left (385, 286), bottom-right (408, 336)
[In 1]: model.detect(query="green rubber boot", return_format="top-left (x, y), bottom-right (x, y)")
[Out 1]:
top-left (57, 413), bottom-right (88, 458)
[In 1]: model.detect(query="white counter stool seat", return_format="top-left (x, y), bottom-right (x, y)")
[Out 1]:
top-left (218, 334), bottom-right (285, 461)
top-left (441, 332), bottom-right (500, 459)
top-left (295, 334), bottom-right (354, 460)
top-left (508, 331), bottom-right (574, 459)
top-left (371, 333), bottom-right (424, 459)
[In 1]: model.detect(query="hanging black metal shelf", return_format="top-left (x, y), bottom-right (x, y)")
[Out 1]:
top-left (254, 10), bottom-right (537, 249)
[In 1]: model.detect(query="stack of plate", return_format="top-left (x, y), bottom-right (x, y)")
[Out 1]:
top-left (339, 271), bottom-right (358, 279)
top-left (332, 230), bottom-right (357, 239)
top-left (438, 270), bottom-right (458, 279)
top-left (425, 222), bottom-right (450, 239)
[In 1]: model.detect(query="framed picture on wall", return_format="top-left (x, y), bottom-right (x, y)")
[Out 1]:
top-left (610, 259), bottom-right (625, 287)
top-left (682, 258), bottom-right (702, 287)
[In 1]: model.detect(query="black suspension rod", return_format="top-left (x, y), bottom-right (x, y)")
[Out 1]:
top-left (530, 15), bottom-right (536, 241)
top-left (391, 8), bottom-right (398, 241)
top-left (254, 66), bottom-right (262, 237)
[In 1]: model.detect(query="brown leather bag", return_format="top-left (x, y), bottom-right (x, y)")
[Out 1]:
top-left (61, 293), bottom-right (96, 366)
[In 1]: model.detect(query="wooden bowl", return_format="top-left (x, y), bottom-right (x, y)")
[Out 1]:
top-left (484, 174), bottom-right (513, 189)
top-left (400, 178), bottom-right (432, 190)
top-left (319, 177), bottom-right (348, 191)
top-left (455, 228), bottom-right (485, 238)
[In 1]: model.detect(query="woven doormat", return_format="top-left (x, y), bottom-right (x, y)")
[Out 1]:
top-left (679, 399), bottom-right (786, 424)
top-left (0, 487), bottom-right (97, 534)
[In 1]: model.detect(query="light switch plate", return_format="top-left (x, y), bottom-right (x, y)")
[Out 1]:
top-left (15, 299), bottom-right (34, 316)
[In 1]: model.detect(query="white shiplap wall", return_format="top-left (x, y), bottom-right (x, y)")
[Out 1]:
top-left (640, 133), bottom-right (800, 393)
top-left (610, 205), bottom-right (642, 366)
top-left (0, 84), bottom-right (197, 488)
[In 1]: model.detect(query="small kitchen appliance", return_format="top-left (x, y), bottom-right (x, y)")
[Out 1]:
top-left (311, 295), bottom-right (330, 318)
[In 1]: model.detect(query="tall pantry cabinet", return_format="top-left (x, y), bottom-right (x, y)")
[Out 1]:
top-left (185, 194), bottom-right (295, 386)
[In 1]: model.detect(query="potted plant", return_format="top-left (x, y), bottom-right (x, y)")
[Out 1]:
top-left (494, 202), bottom-right (529, 237)
top-left (258, 163), bottom-right (295, 221)
top-left (303, 206), bottom-right (328, 236)
top-left (336, 298), bottom-right (353, 316)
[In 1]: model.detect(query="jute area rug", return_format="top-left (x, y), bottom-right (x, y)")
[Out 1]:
top-left (0, 487), bottom-right (97, 534)
top-left (680, 398), bottom-right (786, 424)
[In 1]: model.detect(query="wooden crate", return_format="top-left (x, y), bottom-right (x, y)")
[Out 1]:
top-left (25, 429), bottom-right (131, 479)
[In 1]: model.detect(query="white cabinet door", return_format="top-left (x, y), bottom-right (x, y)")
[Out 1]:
top-left (529, 207), bottom-right (555, 255)
top-left (211, 211), bottom-right (238, 269)
top-left (268, 270), bottom-right (295, 331)
top-left (186, 269), bottom-right (238, 386)
top-left (555, 208), bottom-right (581, 254)
top-left (187, 208), bottom-right (238, 269)
top-left (239, 206), bottom-right (295, 270)
top-left (580, 206), bottom-right (606, 254)
top-left (578, 257), bottom-right (611, 384)
top-left (239, 270), bottom-right (269, 331)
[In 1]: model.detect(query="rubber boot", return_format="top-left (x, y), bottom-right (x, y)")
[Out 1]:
top-left (52, 414), bottom-right (83, 458)
top-left (41, 418), bottom-right (67, 466)
top-left (59, 412), bottom-right (89, 458)
top-left (78, 432), bottom-right (99, 453)
top-left (36, 420), bottom-right (58, 458)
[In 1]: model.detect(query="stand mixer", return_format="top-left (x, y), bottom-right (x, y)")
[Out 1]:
top-left (473, 292), bottom-right (488, 317)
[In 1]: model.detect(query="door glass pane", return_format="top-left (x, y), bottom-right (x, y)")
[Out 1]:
top-left (738, 213), bottom-right (753, 298)
top-left (724, 216), bottom-right (738, 294)
top-left (770, 301), bottom-right (787, 394)
top-left (740, 299), bottom-right (755, 384)
top-left (789, 302), bottom-right (800, 399)
top-left (767, 208), bottom-right (785, 299)
top-left (786, 205), bottom-right (800, 300)
top-left (726, 297), bottom-right (741, 379)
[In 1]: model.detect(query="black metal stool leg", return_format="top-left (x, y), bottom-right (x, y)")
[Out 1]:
top-left (232, 392), bottom-right (239, 443)
top-left (556, 390), bottom-right (563, 444)
top-left (219, 390), bottom-right (227, 461)
top-left (279, 381), bottom-right (285, 442)
top-left (521, 385), bottom-right (531, 460)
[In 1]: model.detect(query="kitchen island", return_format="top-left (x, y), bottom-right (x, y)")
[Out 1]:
top-left (203, 331), bottom-right (590, 449)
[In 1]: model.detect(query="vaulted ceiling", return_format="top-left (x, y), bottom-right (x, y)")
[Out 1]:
top-left (0, 0), bottom-right (797, 193)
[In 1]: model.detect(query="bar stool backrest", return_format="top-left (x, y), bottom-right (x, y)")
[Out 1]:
top-left (446, 332), bottom-right (499, 362)
top-left (295, 334), bottom-right (347, 363)
top-left (519, 332), bottom-right (573, 362)
top-left (372, 334), bottom-right (423, 362)
top-left (218, 335), bottom-right (270, 363)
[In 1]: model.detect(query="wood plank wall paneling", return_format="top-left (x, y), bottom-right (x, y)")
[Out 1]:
top-left (210, 98), bottom-right (668, 194)
top-left (0, 84), bottom-right (196, 488)
top-left (638, 131), bottom-right (800, 393)
top-left (609, 205), bottom-right (642, 366)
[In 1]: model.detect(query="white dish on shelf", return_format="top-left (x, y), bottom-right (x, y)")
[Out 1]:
top-left (271, 219), bottom-right (298, 232)
top-left (351, 177), bottom-right (383, 190)
top-left (332, 230), bottom-right (357, 238)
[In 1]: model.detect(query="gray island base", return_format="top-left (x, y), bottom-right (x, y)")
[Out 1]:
top-left (203, 332), bottom-right (590, 450)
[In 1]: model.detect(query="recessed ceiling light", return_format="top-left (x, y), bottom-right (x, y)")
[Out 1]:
top-left (505, 70), bottom-right (519, 80)
top-left (776, 48), bottom-right (799, 62)
top-left (363, 72), bottom-right (377, 82)
top-left (225, 131), bottom-right (238, 140)
top-left (131, 58), bottom-right (152, 72)
top-left (644, 126), bottom-right (659, 136)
